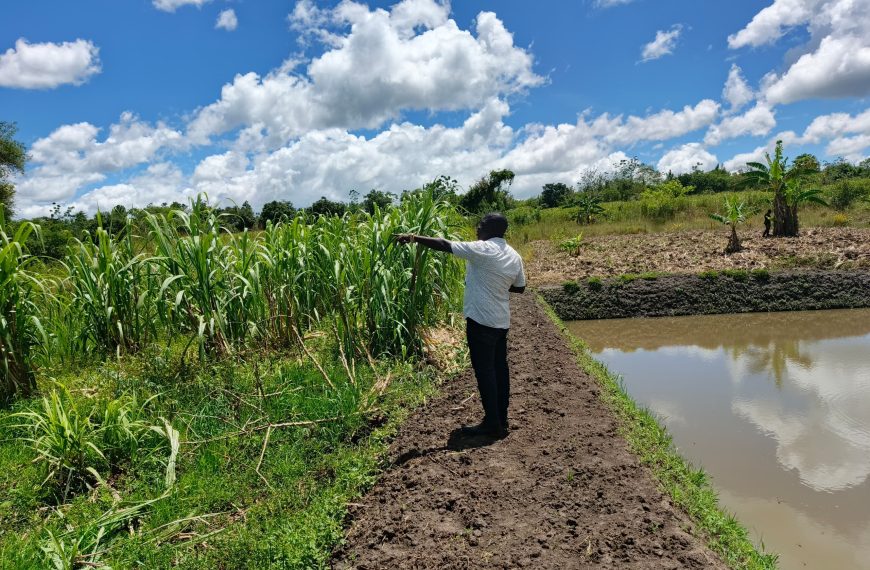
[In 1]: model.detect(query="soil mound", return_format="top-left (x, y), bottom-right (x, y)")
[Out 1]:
top-left (332, 294), bottom-right (727, 569)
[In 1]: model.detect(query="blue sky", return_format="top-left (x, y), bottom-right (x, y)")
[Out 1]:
top-left (2, 0), bottom-right (869, 216)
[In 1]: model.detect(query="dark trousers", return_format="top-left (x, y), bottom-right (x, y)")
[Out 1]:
top-left (466, 318), bottom-right (510, 428)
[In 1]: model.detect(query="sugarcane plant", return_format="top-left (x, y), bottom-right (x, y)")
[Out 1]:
top-left (0, 211), bottom-right (45, 405)
top-left (709, 197), bottom-right (748, 254)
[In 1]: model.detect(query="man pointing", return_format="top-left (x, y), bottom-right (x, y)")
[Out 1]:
top-left (396, 212), bottom-right (526, 439)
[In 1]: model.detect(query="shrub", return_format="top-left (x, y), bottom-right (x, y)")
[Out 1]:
top-left (699, 270), bottom-right (719, 280)
top-left (721, 269), bottom-right (748, 281)
top-left (507, 206), bottom-right (542, 226)
top-left (831, 213), bottom-right (850, 227)
top-left (562, 280), bottom-right (580, 294)
top-left (558, 233), bottom-right (584, 256)
top-left (587, 276), bottom-right (603, 291)
top-left (828, 179), bottom-right (870, 210)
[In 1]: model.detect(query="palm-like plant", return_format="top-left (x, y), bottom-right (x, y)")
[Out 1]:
top-left (743, 140), bottom-right (827, 236)
top-left (575, 193), bottom-right (605, 224)
top-left (709, 198), bottom-right (747, 254)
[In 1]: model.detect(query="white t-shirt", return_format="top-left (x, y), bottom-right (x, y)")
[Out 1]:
top-left (449, 237), bottom-right (526, 330)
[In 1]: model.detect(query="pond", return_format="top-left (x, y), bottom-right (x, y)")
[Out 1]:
top-left (567, 309), bottom-right (870, 570)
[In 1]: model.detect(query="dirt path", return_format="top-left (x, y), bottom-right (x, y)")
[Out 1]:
top-left (332, 295), bottom-right (727, 569)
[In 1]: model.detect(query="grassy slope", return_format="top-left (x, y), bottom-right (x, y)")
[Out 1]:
top-left (0, 331), bottom-right (464, 569)
top-left (538, 295), bottom-right (779, 570)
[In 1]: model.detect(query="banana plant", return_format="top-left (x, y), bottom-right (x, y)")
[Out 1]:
top-left (709, 197), bottom-right (748, 254)
top-left (743, 140), bottom-right (826, 236)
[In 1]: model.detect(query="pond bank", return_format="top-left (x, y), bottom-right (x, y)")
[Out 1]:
top-left (540, 269), bottom-right (870, 321)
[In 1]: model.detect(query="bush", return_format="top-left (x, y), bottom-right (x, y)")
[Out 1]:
top-left (721, 269), bottom-right (748, 281)
top-left (699, 270), bottom-right (719, 280)
top-left (587, 276), bottom-right (603, 291)
top-left (562, 280), bottom-right (580, 293)
top-left (507, 206), bottom-right (542, 226)
top-left (828, 179), bottom-right (870, 210)
top-left (639, 180), bottom-right (692, 222)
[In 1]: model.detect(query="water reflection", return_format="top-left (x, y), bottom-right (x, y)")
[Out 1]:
top-left (568, 309), bottom-right (870, 570)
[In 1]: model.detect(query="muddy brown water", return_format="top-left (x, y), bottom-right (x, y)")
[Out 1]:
top-left (567, 308), bottom-right (870, 570)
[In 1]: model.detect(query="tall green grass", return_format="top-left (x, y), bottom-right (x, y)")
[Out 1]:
top-left (0, 217), bottom-right (45, 404)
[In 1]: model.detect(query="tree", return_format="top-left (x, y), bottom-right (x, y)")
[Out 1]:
top-left (362, 189), bottom-right (395, 214)
top-left (0, 122), bottom-right (27, 216)
top-left (260, 200), bottom-right (295, 226)
top-left (744, 141), bottom-right (826, 237)
top-left (709, 197), bottom-right (747, 254)
top-left (539, 182), bottom-right (573, 208)
top-left (308, 196), bottom-right (347, 218)
top-left (458, 169), bottom-right (514, 215)
top-left (793, 153), bottom-right (820, 174)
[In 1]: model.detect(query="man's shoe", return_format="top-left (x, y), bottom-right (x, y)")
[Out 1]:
top-left (459, 422), bottom-right (508, 439)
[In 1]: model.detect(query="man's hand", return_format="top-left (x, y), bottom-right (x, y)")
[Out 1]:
top-left (393, 233), bottom-right (452, 253)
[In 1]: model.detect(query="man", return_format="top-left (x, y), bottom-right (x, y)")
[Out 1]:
top-left (762, 209), bottom-right (772, 238)
top-left (396, 212), bottom-right (526, 438)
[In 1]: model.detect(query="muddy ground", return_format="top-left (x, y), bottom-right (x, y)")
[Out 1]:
top-left (332, 294), bottom-right (727, 569)
top-left (525, 227), bottom-right (870, 285)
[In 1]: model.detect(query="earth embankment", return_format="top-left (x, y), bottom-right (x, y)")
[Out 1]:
top-left (540, 269), bottom-right (870, 321)
top-left (332, 294), bottom-right (727, 569)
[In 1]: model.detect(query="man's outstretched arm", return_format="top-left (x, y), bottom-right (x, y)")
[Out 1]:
top-left (395, 234), bottom-right (452, 253)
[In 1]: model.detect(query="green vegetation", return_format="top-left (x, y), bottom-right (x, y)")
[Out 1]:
top-left (558, 233), bottom-right (584, 256)
top-left (0, 122), bottom-right (27, 215)
top-left (0, 191), bottom-right (465, 568)
top-left (743, 141), bottom-right (828, 237)
top-left (709, 197), bottom-right (749, 254)
top-left (539, 297), bottom-right (778, 570)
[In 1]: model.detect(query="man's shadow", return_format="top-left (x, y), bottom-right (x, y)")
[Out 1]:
top-left (391, 428), bottom-right (501, 468)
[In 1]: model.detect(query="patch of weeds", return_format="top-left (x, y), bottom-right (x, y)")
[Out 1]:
top-left (750, 268), bottom-right (770, 281)
top-left (721, 269), bottom-right (748, 281)
top-left (586, 276), bottom-right (604, 291)
top-left (699, 270), bottom-right (719, 280)
top-left (617, 273), bottom-right (640, 284)
top-left (562, 280), bottom-right (580, 294)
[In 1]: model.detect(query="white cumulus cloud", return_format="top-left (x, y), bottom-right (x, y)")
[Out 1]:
top-left (729, 0), bottom-right (870, 104)
top-left (657, 143), bottom-right (718, 175)
top-left (722, 64), bottom-right (755, 112)
top-left (215, 9), bottom-right (238, 31)
top-left (188, 1), bottom-right (542, 144)
top-left (641, 25), bottom-right (682, 62)
top-left (16, 113), bottom-right (184, 213)
top-left (704, 103), bottom-right (776, 146)
top-left (0, 38), bottom-right (100, 89)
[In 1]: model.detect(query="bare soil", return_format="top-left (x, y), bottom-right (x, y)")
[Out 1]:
top-left (332, 294), bottom-right (727, 569)
top-left (526, 227), bottom-right (870, 285)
